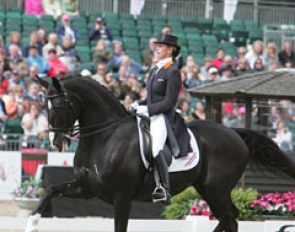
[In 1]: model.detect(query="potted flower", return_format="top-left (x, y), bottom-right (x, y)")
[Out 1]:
top-left (13, 178), bottom-right (44, 214)
top-left (250, 191), bottom-right (295, 220)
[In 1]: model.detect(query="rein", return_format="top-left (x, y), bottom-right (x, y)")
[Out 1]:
top-left (46, 89), bottom-right (134, 139)
top-left (49, 115), bottom-right (134, 138)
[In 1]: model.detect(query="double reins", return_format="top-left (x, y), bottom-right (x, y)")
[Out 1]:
top-left (46, 90), bottom-right (134, 139)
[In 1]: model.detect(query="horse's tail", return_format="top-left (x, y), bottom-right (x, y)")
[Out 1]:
top-left (233, 128), bottom-right (295, 180)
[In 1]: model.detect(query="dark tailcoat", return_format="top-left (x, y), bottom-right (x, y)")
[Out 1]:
top-left (146, 62), bottom-right (190, 157)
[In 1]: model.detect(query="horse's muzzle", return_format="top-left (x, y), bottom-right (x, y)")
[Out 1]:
top-left (53, 133), bottom-right (71, 152)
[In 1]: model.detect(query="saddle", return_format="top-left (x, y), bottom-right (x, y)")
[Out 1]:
top-left (137, 115), bottom-right (174, 171)
top-left (136, 114), bottom-right (200, 173)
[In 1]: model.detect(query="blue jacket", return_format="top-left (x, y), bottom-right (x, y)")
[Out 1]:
top-left (56, 25), bottom-right (80, 41)
top-left (26, 55), bottom-right (51, 74)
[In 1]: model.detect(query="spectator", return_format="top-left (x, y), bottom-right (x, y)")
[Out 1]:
top-left (92, 39), bottom-right (113, 65)
top-left (59, 35), bottom-right (80, 72)
top-left (143, 37), bottom-right (156, 68)
top-left (25, 83), bottom-right (41, 104)
top-left (268, 61), bottom-right (281, 71)
top-left (186, 66), bottom-right (203, 88)
top-left (56, 15), bottom-right (80, 43)
top-left (265, 42), bottom-right (278, 69)
top-left (212, 48), bottom-right (226, 69)
top-left (4, 85), bottom-right (29, 119)
top-left (252, 58), bottom-right (264, 73)
top-left (161, 26), bottom-right (172, 35)
top-left (273, 120), bottom-right (293, 151)
top-left (235, 58), bottom-right (252, 76)
top-left (37, 28), bottom-right (48, 48)
top-left (219, 55), bottom-right (235, 76)
top-left (122, 93), bottom-right (135, 111)
top-left (6, 31), bottom-right (22, 55)
top-left (0, 48), bottom-right (11, 72)
top-left (183, 55), bottom-right (198, 79)
top-left (91, 63), bottom-right (107, 84)
top-left (176, 97), bottom-right (190, 120)
top-left (25, 66), bottom-right (40, 88)
top-left (118, 55), bottom-right (141, 78)
top-left (0, 89), bottom-right (7, 125)
top-left (206, 67), bottom-right (220, 83)
top-left (245, 40), bottom-right (266, 69)
top-left (121, 73), bottom-right (141, 100)
top-left (0, 35), bottom-right (5, 51)
top-left (220, 65), bottom-right (235, 81)
top-left (108, 40), bottom-right (124, 72)
top-left (25, 0), bottom-right (43, 15)
top-left (192, 101), bottom-right (206, 120)
top-left (61, 0), bottom-right (79, 16)
top-left (278, 41), bottom-right (295, 67)
top-left (88, 17), bottom-right (113, 43)
top-left (9, 69), bottom-right (26, 90)
top-left (47, 48), bottom-right (68, 78)
top-left (21, 101), bottom-right (48, 148)
top-left (233, 47), bottom-right (249, 68)
top-left (0, 68), bottom-right (9, 94)
top-left (200, 57), bottom-right (213, 80)
top-left (8, 44), bottom-right (28, 76)
top-left (26, 45), bottom-right (51, 74)
top-left (42, 33), bottom-right (63, 58)
top-left (42, 0), bottom-right (62, 19)
top-left (22, 32), bottom-right (43, 58)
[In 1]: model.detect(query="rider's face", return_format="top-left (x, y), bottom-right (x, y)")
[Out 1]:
top-left (155, 44), bottom-right (173, 60)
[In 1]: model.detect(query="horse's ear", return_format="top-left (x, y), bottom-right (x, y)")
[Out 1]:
top-left (52, 78), bottom-right (63, 92)
top-left (35, 75), bottom-right (49, 89)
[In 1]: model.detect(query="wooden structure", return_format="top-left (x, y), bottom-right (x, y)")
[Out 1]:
top-left (189, 70), bottom-right (295, 128)
top-left (189, 70), bottom-right (295, 192)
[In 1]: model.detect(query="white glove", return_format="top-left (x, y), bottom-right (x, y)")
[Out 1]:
top-left (137, 105), bottom-right (149, 117)
top-left (129, 101), bottom-right (139, 112)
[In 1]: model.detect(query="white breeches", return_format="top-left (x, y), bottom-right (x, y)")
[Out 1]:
top-left (150, 114), bottom-right (167, 157)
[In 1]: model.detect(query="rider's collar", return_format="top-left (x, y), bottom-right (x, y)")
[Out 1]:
top-left (156, 57), bottom-right (173, 72)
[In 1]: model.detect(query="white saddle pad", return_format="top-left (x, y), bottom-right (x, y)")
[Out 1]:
top-left (137, 116), bottom-right (200, 173)
top-left (168, 129), bottom-right (200, 173)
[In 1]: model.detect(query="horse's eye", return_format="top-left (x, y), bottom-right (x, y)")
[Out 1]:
top-left (48, 100), bottom-right (52, 110)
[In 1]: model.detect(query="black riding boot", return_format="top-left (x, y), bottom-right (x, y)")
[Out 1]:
top-left (152, 151), bottom-right (171, 204)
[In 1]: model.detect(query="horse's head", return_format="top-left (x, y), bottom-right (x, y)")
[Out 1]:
top-left (37, 77), bottom-right (76, 152)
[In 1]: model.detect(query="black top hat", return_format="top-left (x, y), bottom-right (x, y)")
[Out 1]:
top-left (154, 33), bottom-right (181, 50)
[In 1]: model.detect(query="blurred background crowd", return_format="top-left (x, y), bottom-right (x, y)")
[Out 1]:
top-left (0, 0), bottom-right (295, 152)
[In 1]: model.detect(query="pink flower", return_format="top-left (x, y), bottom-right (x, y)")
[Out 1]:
top-left (190, 204), bottom-right (198, 216)
top-left (201, 209), bottom-right (211, 216)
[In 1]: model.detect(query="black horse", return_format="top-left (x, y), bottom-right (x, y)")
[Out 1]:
top-left (28, 75), bottom-right (295, 232)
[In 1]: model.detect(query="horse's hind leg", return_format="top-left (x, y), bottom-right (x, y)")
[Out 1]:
top-left (25, 181), bottom-right (83, 232)
top-left (194, 183), bottom-right (239, 232)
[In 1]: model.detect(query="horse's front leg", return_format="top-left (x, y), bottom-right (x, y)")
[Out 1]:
top-left (25, 181), bottom-right (83, 232)
top-left (113, 194), bottom-right (133, 232)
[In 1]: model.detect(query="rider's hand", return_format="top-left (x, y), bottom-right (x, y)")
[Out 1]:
top-left (129, 101), bottom-right (139, 112)
top-left (137, 106), bottom-right (149, 117)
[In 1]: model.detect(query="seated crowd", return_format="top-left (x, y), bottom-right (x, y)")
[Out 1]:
top-left (0, 13), bottom-right (295, 151)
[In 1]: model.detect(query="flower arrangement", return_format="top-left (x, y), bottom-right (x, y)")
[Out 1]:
top-left (14, 178), bottom-right (44, 199)
top-left (250, 191), bottom-right (295, 217)
top-left (189, 199), bottom-right (211, 217)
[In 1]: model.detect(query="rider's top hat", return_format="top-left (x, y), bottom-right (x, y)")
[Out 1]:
top-left (154, 33), bottom-right (181, 50)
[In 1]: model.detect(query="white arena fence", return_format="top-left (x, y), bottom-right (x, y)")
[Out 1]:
top-left (0, 216), bottom-right (294, 232)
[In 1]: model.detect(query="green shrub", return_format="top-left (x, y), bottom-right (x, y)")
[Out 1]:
top-left (163, 187), bottom-right (258, 220)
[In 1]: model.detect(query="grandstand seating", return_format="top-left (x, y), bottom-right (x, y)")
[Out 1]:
top-left (0, 9), bottom-right (264, 68)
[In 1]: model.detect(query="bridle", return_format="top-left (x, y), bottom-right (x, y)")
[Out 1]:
top-left (46, 89), bottom-right (133, 139)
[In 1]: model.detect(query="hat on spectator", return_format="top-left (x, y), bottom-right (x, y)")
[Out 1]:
top-left (12, 69), bottom-right (19, 75)
top-left (0, 89), bottom-right (5, 94)
top-left (48, 48), bottom-right (57, 54)
top-left (62, 15), bottom-right (71, 22)
top-left (80, 69), bottom-right (92, 77)
top-left (208, 67), bottom-right (218, 74)
top-left (96, 17), bottom-right (103, 22)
